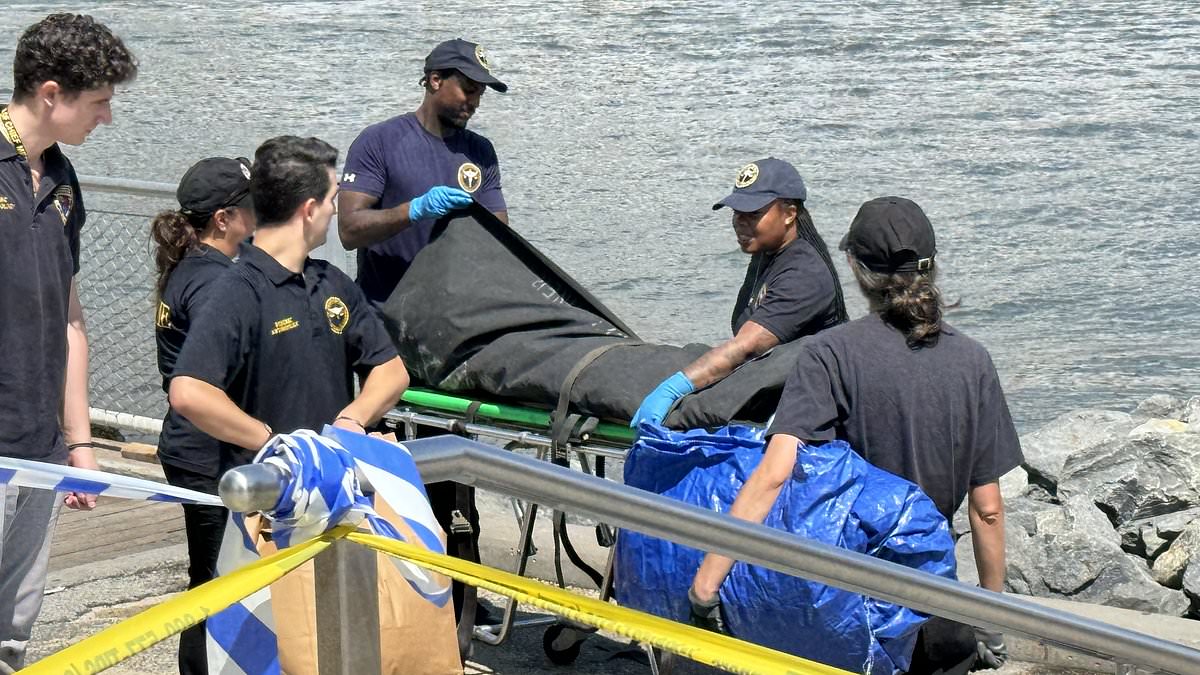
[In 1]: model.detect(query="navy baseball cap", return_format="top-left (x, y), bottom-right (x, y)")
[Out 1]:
top-left (839, 196), bottom-right (937, 273)
top-left (177, 157), bottom-right (253, 219)
top-left (424, 38), bottom-right (508, 93)
top-left (712, 157), bottom-right (807, 212)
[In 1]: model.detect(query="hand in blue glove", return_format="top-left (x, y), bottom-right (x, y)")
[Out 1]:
top-left (631, 371), bottom-right (694, 428)
top-left (408, 186), bottom-right (474, 222)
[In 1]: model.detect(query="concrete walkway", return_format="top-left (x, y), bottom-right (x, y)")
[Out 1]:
top-left (23, 443), bottom-right (1198, 674)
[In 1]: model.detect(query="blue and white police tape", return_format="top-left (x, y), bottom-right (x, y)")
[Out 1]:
top-left (207, 427), bottom-right (450, 675)
top-left (0, 455), bottom-right (222, 505)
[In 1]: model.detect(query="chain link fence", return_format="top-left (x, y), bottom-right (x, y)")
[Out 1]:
top-left (76, 176), bottom-right (354, 424)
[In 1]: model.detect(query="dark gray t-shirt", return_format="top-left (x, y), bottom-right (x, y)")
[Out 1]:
top-left (768, 313), bottom-right (1022, 521)
top-left (730, 239), bottom-right (841, 343)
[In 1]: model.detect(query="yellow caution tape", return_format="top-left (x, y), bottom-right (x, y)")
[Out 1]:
top-left (23, 524), bottom-right (852, 675)
top-left (349, 532), bottom-right (851, 675)
top-left (21, 528), bottom-right (342, 675)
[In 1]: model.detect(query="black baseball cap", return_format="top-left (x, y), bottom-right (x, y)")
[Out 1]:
top-left (424, 38), bottom-right (508, 93)
top-left (840, 196), bottom-right (937, 273)
top-left (712, 157), bottom-right (807, 212)
top-left (177, 157), bottom-right (253, 219)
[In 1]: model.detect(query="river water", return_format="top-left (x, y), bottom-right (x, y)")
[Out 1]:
top-left (3, 1), bottom-right (1198, 432)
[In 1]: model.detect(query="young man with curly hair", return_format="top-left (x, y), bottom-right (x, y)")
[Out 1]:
top-left (0, 14), bottom-right (136, 671)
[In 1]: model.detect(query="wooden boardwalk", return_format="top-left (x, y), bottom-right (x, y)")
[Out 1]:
top-left (49, 494), bottom-right (186, 573)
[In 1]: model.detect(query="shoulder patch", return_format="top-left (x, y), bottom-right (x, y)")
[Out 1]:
top-left (53, 185), bottom-right (75, 225)
top-left (341, 172), bottom-right (356, 183)
top-left (324, 296), bottom-right (350, 335)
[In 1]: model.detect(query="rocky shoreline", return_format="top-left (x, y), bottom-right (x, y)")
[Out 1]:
top-left (956, 394), bottom-right (1200, 618)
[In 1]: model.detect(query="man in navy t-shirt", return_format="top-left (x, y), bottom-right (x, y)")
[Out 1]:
top-left (338, 38), bottom-right (509, 304)
top-left (337, 38), bottom-right (510, 634)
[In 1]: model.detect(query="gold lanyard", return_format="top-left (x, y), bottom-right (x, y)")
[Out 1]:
top-left (0, 106), bottom-right (28, 159)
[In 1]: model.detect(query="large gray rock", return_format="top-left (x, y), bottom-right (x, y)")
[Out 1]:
top-left (1118, 507), bottom-right (1200, 560)
top-left (1184, 553), bottom-right (1200, 607)
top-left (1152, 520), bottom-right (1200, 588)
top-left (1133, 394), bottom-right (1186, 421)
top-left (1021, 410), bottom-right (1134, 493)
top-left (1058, 432), bottom-right (1200, 527)
top-left (1005, 496), bottom-right (1191, 615)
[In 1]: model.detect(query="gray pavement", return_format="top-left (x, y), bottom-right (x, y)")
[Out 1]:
top-left (20, 446), bottom-right (1182, 674)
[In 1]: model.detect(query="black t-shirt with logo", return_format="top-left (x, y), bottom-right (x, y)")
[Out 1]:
top-left (767, 313), bottom-right (1023, 521)
top-left (155, 245), bottom-right (234, 476)
top-left (730, 239), bottom-right (842, 343)
top-left (0, 114), bottom-right (85, 462)
top-left (172, 244), bottom-right (398, 472)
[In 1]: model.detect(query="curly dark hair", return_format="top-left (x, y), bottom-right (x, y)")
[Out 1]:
top-left (12, 13), bottom-right (138, 100)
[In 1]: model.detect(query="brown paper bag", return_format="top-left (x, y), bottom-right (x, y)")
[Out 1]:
top-left (249, 494), bottom-right (463, 675)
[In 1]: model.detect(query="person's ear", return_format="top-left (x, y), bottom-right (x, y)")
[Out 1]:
top-left (35, 81), bottom-right (62, 107)
top-left (783, 202), bottom-right (797, 226)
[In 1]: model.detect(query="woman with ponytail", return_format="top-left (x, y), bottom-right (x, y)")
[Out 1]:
top-left (632, 158), bottom-right (847, 427)
top-left (689, 197), bottom-right (1023, 674)
top-left (151, 156), bottom-right (255, 675)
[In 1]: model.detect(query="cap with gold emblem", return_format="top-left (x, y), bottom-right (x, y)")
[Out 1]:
top-left (424, 38), bottom-right (508, 92)
top-left (711, 157), bottom-right (807, 212)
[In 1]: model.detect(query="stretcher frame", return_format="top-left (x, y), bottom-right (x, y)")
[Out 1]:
top-left (383, 387), bottom-right (640, 668)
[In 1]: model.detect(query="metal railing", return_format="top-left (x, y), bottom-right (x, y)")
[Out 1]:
top-left (222, 434), bottom-right (1200, 675)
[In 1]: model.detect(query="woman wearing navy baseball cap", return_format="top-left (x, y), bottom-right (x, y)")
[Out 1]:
top-left (150, 155), bottom-right (256, 675)
top-left (631, 157), bottom-right (847, 427)
top-left (690, 197), bottom-right (1022, 674)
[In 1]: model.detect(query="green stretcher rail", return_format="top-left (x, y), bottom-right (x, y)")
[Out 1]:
top-left (399, 388), bottom-right (637, 445)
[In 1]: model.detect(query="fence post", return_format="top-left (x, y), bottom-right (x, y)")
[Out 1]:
top-left (314, 538), bottom-right (382, 674)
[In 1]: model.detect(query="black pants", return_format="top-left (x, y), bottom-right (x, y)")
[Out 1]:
top-left (405, 421), bottom-right (483, 624)
top-left (162, 463), bottom-right (228, 675)
top-left (424, 480), bottom-right (482, 622)
top-left (905, 617), bottom-right (978, 675)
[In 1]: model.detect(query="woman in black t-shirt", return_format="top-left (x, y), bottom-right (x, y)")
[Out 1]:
top-left (150, 156), bottom-right (256, 675)
top-left (689, 197), bottom-right (1022, 675)
top-left (631, 158), bottom-right (847, 428)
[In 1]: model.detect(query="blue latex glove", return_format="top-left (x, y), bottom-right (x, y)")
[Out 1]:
top-left (408, 186), bottom-right (474, 222)
top-left (631, 371), bottom-right (695, 428)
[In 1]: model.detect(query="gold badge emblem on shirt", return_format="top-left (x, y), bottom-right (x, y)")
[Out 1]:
top-left (0, 195), bottom-right (14, 211)
top-left (325, 296), bottom-right (350, 335)
top-left (735, 163), bottom-right (759, 189)
top-left (457, 162), bottom-right (482, 193)
top-left (155, 301), bottom-right (172, 329)
top-left (475, 45), bottom-right (492, 72)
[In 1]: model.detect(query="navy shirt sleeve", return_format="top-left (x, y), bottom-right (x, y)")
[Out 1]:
top-left (969, 357), bottom-right (1024, 485)
top-left (172, 275), bottom-right (258, 389)
top-left (766, 340), bottom-right (842, 444)
top-left (339, 274), bottom-right (398, 370)
top-left (746, 246), bottom-right (835, 344)
top-left (473, 138), bottom-right (506, 213)
top-left (67, 170), bottom-right (86, 275)
top-left (340, 124), bottom-right (388, 199)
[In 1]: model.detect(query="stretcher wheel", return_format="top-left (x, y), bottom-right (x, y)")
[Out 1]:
top-left (542, 623), bottom-right (584, 665)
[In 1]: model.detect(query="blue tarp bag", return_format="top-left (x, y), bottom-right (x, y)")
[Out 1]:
top-left (614, 424), bottom-right (957, 674)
